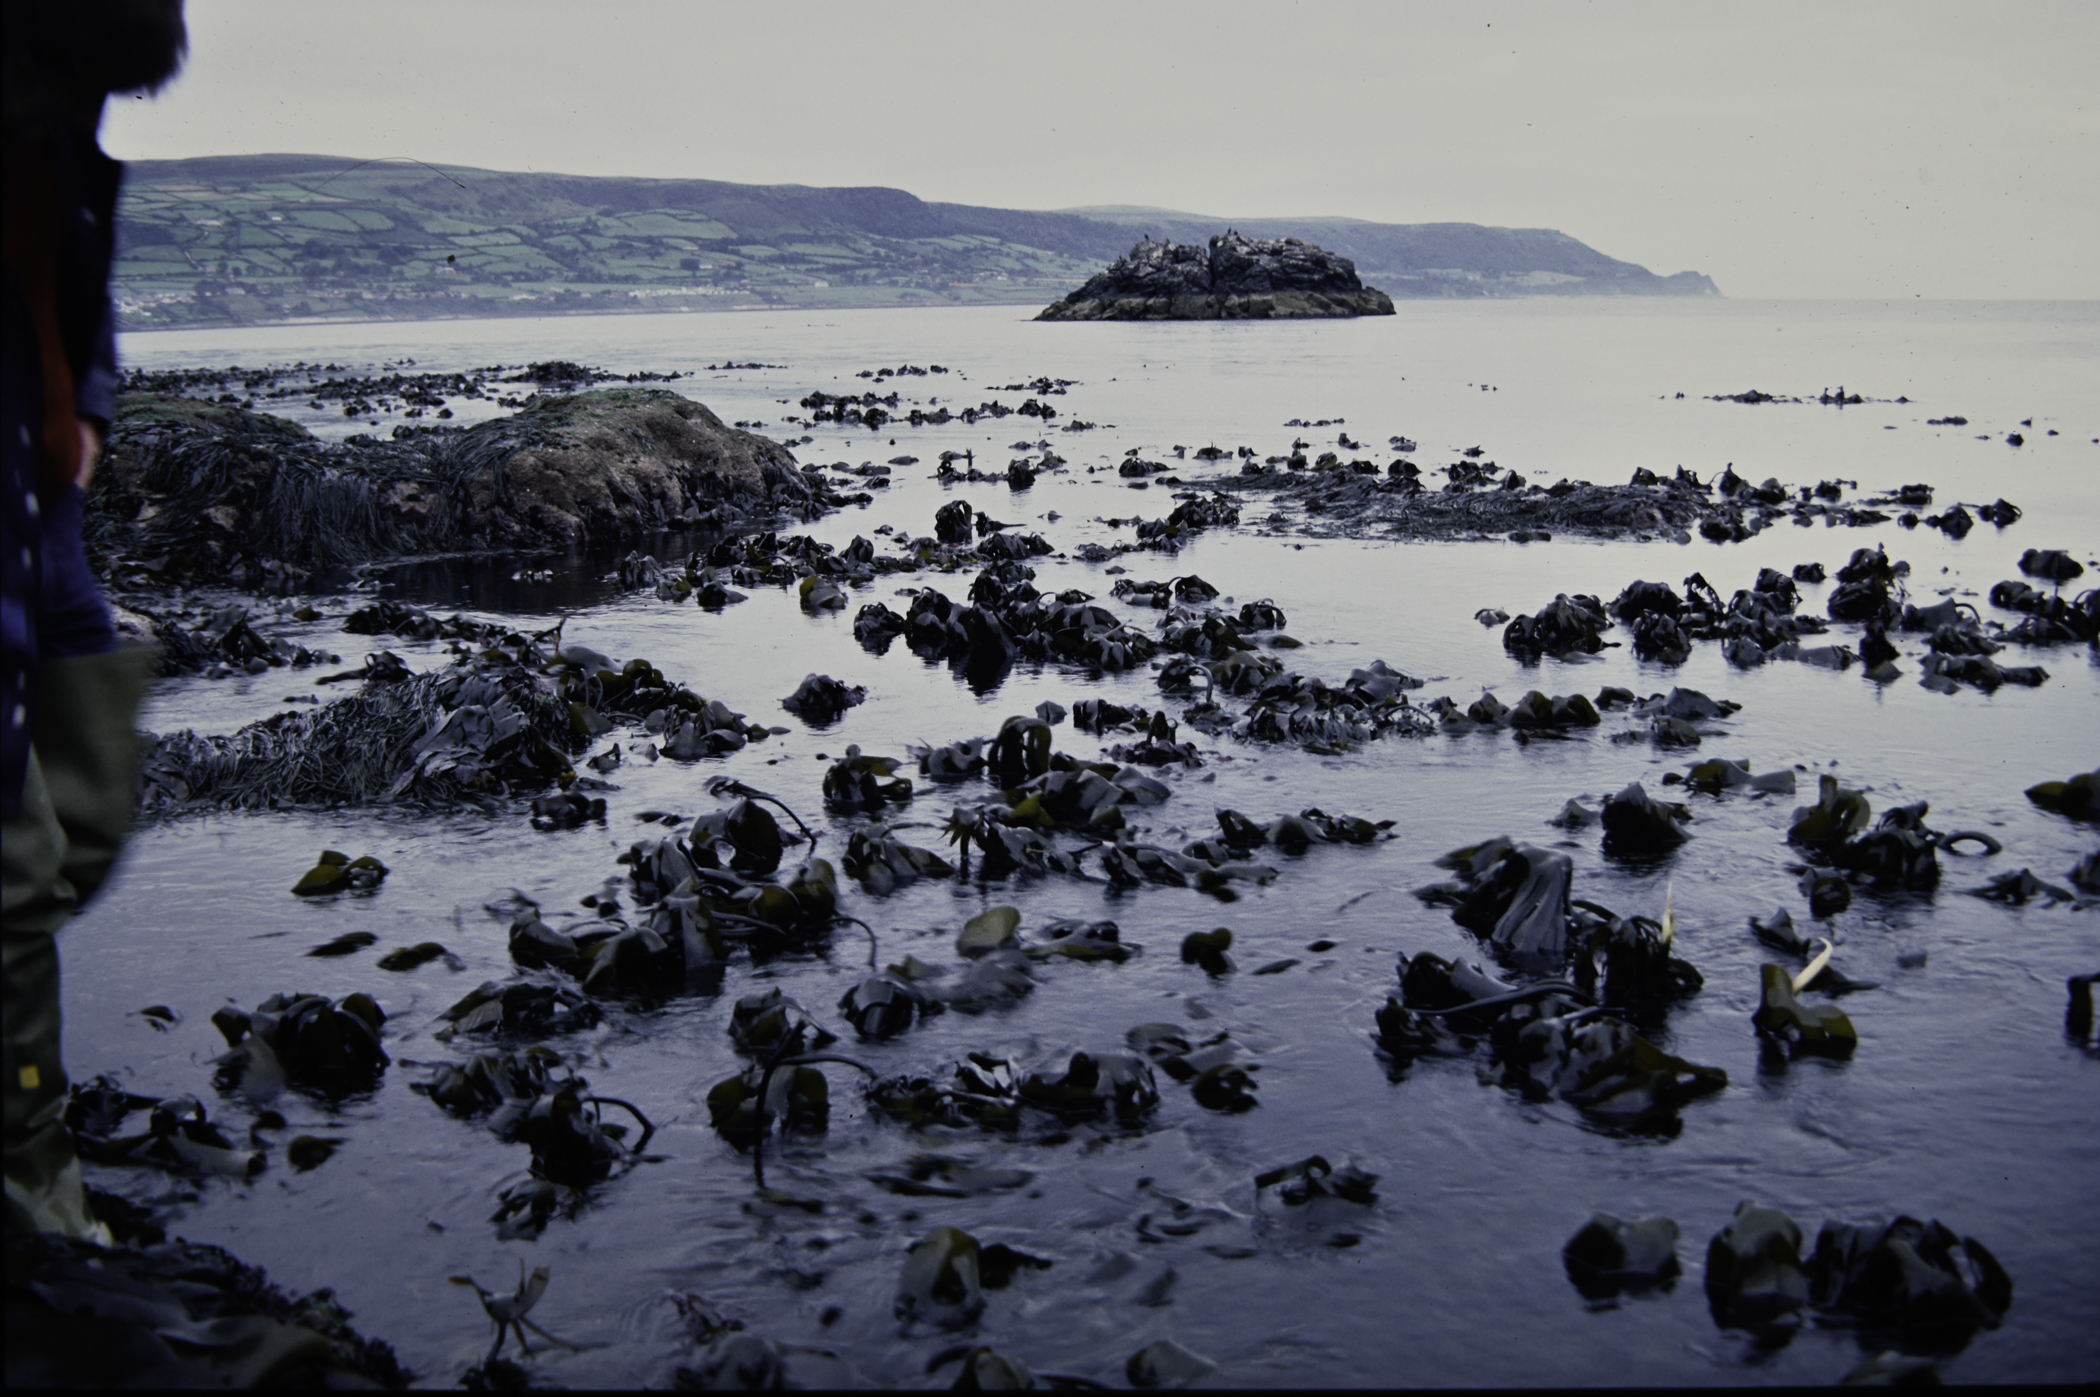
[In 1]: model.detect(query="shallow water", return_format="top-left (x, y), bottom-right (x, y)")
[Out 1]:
top-left (66, 300), bottom-right (2100, 1386)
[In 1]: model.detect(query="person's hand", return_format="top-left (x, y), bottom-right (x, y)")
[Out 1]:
top-left (77, 420), bottom-right (100, 491)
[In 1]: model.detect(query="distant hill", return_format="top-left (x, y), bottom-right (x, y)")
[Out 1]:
top-left (1068, 208), bottom-right (1721, 300)
top-left (110, 155), bottom-right (1719, 329)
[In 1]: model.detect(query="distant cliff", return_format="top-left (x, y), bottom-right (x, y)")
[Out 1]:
top-left (109, 155), bottom-right (1719, 329)
top-left (1038, 232), bottom-right (1395, 320)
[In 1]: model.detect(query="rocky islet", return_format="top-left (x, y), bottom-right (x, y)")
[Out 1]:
top-left (1038, 230), bottom-right (1397, 321)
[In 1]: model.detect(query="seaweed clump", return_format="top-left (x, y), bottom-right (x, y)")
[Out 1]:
top-left (138, 625), bottom-right (765, 814)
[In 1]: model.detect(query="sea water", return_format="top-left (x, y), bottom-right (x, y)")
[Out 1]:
top-left (67, 299), bottom-right (2099, 1386)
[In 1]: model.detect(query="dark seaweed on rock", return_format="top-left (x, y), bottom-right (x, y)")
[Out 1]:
top-left (900, 567), bottom-right (1162, 676)
top-left (143, 629), bottom-right (768, 814)
top-left (142, 663), bottom-right (573, 813)
top-left (1376, 951), bottom-right (1574, 1057)
top-left (1802, 870), bottom-right (1852, 918)
top-left (1830, 802), bottom-right (1945, 887)
top-left (841, 824), bottom-right (955, 894)
top-left (65, 1078), bottom-right (264, 1179)
top-left (779, 673), bottom-right (866, 726)
top-left (531, 791), bottom-right (605, 828)
top-left (292, 850), bottom-right (390, 896)
top-left (1753, 965), bottom-right (1857, 1056)
top-left (1786, 781), bottom-right (1998, 892)
top-left (1600, 782), bottom-right (1692, 858)
top-left (1610, 565), bottom-right (1834, 667)
top-left (486, 1079), bottom-right (643, 1190)
top-left (436, 972), bottom-right (604, 1042)
top-left (342, 599), bottom-right (505, 643)
top-left (1016, 1051), bottom-right (1160, 1121)
top-left (1420, 837), bottom-right (1575, 974)
top-left (1808, 1216), bottom-right (2013, 1336)
top-left (420, 1047), bottom-right (644, 1190)
top-left (1128, 1024), bottom-right (1261, 1112)
top-left (1967, 868), bottom-right (2076, 905)
top-left (417, 1045), bottom-right (564, 1117)
top-left (1706, 1202), bottom-right (1811, 1326)
top-left (728, 988), bottom-right (838, 1058)
top-left (708, 1065), bottom-right (830, 1147)
top-left (823, 746), bottom-right (914, 813)
top-left (377, 936), bottom-right (459, 970)
top-left (1675, 758), bottom-right (1796, 796)
top-left (1254, 1155), bottom-right (1376, 1204)
top-left (1564, 1214), bottom-right (1681, 1300)
top-left (1987, 579), bottom-right (2099, 644)
top-left (1827, 546), bottom-right (1906, 626)
top-left (613, 840), bottom-right (841, 949)
top-left (1707, 1203), bottom-right (2013, 1341)
top-left (1235, 451), bottom-right (1903, 545)
top-left (1197, 661), bottom-right (1434, 748)
top-left (212, 992), bottom-right (390, 1095)
top-left (88, 389), bottom-right (825, 591)
top-left (127, 600), bottom-right (336, 677)
top-left (1132, 494), bottom-right (1241, 550)
top-left (1503, 594), bottom-right (1611, 659)
top-left (505, 903), bottom-right (726, 1001)
top-left (1917, 651), bottom-right (2048, 695)
top-left (1024, 917), bottom-right (1137, 962)
top-left (1492, 1011), bottom-right (1726, 1130)
top-left (2017, 548), bottom-right (2085, 584)
top-left (1430, 689), bottom-right (1599, 734)
top-left (868, 1048), bottom-right (1158, 1134)
top-left (306, 931), bottom-right (377, 958)
top-left (1788, 774), bottom-right (1874, 846)
top-left (2067, 974), bottom-right (2098, 1045)
top-left (839, 972), bottom-right (938, 1040)
top-left (1179, 927), bottom-right (1238, 978)
top-left (2025, 770), bottom-right (2100, 820)
top-left (943, 806), bottom-right (1088, 881)
top-left (1572, 905), bottom-right (1703, 1018)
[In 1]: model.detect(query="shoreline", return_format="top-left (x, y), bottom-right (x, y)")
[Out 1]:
top-left (115, 295), bottom-right (2100, 342)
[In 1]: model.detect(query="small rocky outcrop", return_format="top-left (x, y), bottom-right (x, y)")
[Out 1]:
top-left (1038, 231), bottom-right (1396, 321)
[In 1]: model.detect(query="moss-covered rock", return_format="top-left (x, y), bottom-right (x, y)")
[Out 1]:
top-left (90, 388), bottom-right (816, 581)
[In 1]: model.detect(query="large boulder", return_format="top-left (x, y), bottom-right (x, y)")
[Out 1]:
top-left (461, 388), bottom-right (812, 548)
top-left (91, 388), bottom-right (815, 578)
top-left (1038, 230), bottom-right (1396, 320)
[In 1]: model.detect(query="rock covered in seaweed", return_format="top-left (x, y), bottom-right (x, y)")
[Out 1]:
top-left (1038, 231), bottom-right (1397, 321)
top-left (90, 387), bottom-right (822, 582)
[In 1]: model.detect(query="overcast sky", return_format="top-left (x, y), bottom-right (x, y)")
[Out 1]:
top-left (102, 0), bottom-right (2096, 299)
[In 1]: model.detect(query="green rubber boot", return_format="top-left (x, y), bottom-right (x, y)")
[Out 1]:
top-left (3, 753), bottom-right (102, 1241)
top-left (33, 645), bottom-right (158, 907)
top-left (4, 646), bottom-right (154, 1241)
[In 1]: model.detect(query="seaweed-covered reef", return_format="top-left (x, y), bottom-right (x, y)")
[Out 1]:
top-left (88, 388), bottom-right (835, 592)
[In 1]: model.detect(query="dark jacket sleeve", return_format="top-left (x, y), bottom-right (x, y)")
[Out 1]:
top-left (76, 304), bottom-right (117, 436)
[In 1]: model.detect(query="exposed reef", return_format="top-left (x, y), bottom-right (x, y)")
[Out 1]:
top-left (1038, 231), bottom-right (1396, 321)
top-left (88, 388), bottom-right (829, 592)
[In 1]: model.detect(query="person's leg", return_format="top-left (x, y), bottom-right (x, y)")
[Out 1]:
top-left (33, 646), bottom-right (155, 908)
top-left (1, 752), bottom-right (106, 1241)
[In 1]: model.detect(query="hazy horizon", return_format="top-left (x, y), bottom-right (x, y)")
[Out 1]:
top-left (102, 0), bottom-right (2097, 301)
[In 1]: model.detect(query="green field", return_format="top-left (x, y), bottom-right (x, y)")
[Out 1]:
top-left (112, 156), bottom-right (1100, 329)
